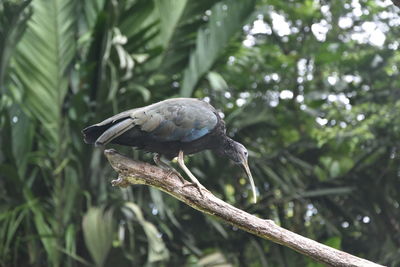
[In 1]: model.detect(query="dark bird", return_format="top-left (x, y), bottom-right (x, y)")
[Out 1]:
top-left (82, 98), bottom-right (257, 202)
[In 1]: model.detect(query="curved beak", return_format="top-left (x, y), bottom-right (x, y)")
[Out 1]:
top-left (242, 160), bottom-right (257, 203)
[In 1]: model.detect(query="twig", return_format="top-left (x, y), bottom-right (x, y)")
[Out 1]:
top-left (104, 149), bottom-right (385, 267)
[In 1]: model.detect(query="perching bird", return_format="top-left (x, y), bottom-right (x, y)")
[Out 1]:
top-left (82, 98), bottom-right (257, 203)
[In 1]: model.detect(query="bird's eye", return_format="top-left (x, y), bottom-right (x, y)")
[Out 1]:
top-left (244, 151), bottom-right (248, 156)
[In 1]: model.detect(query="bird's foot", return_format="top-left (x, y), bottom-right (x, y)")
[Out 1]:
top-left (153, 153), bottom-right (186, 183)
top-left (111, 176), bottom-right (130, 188)
top-left (182, 181), bottom-right (208, 197)
top-left (165, 169), bottom-right (186, 183)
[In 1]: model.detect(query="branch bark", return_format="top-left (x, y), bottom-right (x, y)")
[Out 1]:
top-left (104, 149), bottom-right (385, 267)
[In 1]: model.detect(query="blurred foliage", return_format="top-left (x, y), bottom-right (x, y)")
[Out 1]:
top-left (0, 0), bottom-right (399, 266)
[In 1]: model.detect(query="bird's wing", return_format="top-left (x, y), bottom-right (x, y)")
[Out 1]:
top-left (90, 108), bottom-right (138, 127)
top-left (132, 100), bottom-right (218, 142)
top-left (83, 99), bottom-right (218, 145)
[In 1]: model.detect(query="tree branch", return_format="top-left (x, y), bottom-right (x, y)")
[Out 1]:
top-left (104, 149), bottom-right (385, 267)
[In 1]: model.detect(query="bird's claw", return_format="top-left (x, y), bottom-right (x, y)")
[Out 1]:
top-left (182, 182), bottom-right (208, 197)
top-left (165, 169), bottom-right (186, 183)
top-left (154, 154), bottom-right (186, 183)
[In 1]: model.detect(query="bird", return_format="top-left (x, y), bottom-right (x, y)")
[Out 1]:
top-left (82, 98), bottom-right (257, 203)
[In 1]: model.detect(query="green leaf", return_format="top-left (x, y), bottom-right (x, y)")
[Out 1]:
top-left (81, 0), bottom-right (106, 31)
top-left (82, 207), bottom-right (114, 267)
top-left (12, 0), bottom-right (77, 147)
top-left (0, 0), bottom-right (32, 88)
top-left (124, 202), bottom-right (169, 263)
top-left (299, 187), bottom-right (354, 198)
top-left (329, 160), bottom-right (341, 178)
top-left (180, 0), bottom-right (255, 96)
top-left (207, 71), bottom-right (228, 91)
top-left (9, 104), bottom-right (33, 178)
top-left (324, 236), bottom-right (341, 250)
top-left (24, 188), bottom-right (59, 266)
top-left (119, 0), bottom-right (155, 39)
top-left (197, 251), bottom-right (230, 266)
top-left (206, 217), bottom-right (228, 238)
top-left (149, 188), bottom-right (165, 218)
top-left (154, 0), bottom-right (187, 48)
top-left (127, 84), bottom-right (151, 102)
top-left (0, 204), bottom-right (27, 261)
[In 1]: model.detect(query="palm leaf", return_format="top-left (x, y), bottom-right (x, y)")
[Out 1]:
top-left (180, 0), bottom-right (255, 96)
top-left (119, 0), bottom-right (155, 39)
top-left (9, 104), bottom-right (34, 178)
top-left (24, 188), bottom-right (59, 266)
top-left (154, 0), bottom-right (187, 49)
top-left (12, 0), bottom-right (77, 147)
top-left (0, 0), bottom-right (32, 88)
top-left (81, 0), bottom-right (106, 32)
top-left (0, 204), bottom-right (28, 262)
top-left (156, 1), bottom-right (216, 74)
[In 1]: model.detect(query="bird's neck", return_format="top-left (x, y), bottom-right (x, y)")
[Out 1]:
top-left (214, 136), bottom-right (235, 157)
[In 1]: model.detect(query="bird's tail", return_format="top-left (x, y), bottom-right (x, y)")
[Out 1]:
top-left (82, 118), bottom-right (134, 146)
top-left (82, 125), bottom-right (104, 144)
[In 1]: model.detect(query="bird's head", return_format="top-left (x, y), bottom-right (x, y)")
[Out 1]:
top-left (224, 140), bottom-right (257, 203)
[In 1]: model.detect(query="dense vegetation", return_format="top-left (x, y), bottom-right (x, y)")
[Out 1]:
top-left (1, 0), bottom-right (399, 266)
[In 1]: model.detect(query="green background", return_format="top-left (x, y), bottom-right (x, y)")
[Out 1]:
top-left (0, 0), bottom-right (399, 266)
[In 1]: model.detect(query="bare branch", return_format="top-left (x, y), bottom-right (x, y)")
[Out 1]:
top-left (104, 149), bottom-right (385, 267)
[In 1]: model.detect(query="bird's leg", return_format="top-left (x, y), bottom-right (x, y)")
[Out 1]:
top-left (153, 153), bottom-right (172, 169)
top-left (153, 154), bottom-right (185, 183)
top-left (177, 150), bottom-right (207, 196)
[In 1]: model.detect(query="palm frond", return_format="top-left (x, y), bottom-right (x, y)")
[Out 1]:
top-left (12, 0), bottom-right (77, 146)
top-left (0, 0), bottom-right (32, 88)
top-left (180, 0), bottom-right (255, 96)
top-left (24, 189), bottom-right (59, 266)
top-left (154, 0), bottom-right (187, 49)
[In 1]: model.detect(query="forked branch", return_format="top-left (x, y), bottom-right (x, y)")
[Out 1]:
top-left (104, 149), bottom-right (384, 267)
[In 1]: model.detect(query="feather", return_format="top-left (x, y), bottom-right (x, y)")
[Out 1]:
top-left (95, 118), bottom-right (135, 146)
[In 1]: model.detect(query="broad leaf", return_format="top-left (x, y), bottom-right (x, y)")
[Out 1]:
top-left (155, 0), bottom-right (187, 48)
top-left (82, 207), bottom-right (114, 267)
top-left (180, 0), bottom-right (255, 96)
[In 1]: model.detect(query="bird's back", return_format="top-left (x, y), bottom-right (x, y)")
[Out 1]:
top-left (82, 98), bottom-right (224, 157)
